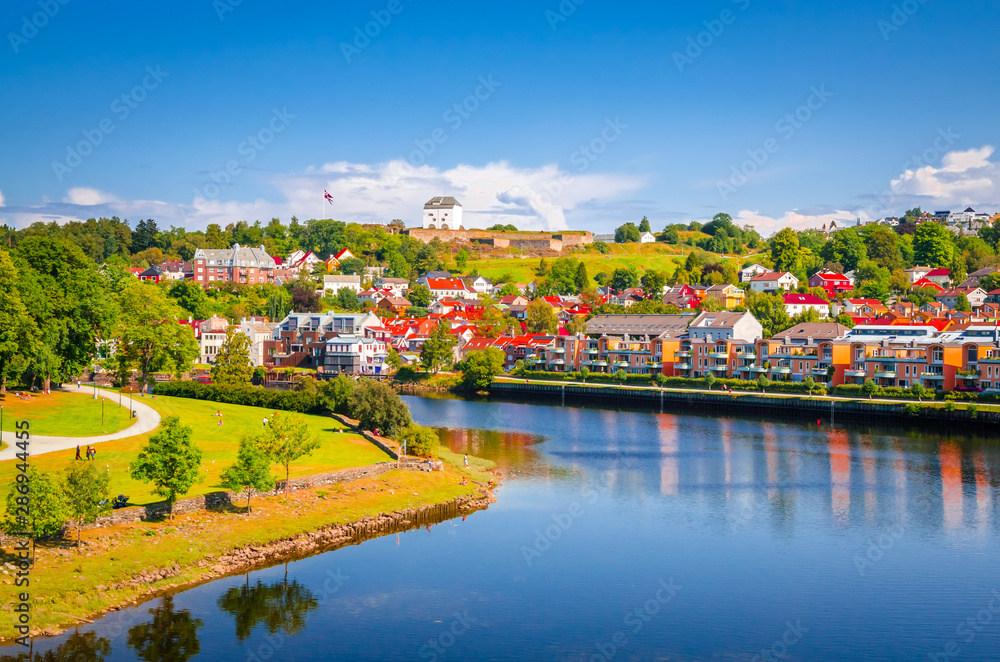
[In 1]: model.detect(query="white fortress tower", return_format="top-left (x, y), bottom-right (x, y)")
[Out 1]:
top-left (423, 197), bottom-right (463, 230)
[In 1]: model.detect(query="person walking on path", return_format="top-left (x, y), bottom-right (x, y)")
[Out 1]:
top-left (464, 454), bottom-right (469, 467)
top-left (75, 445), bottom-right (81, 460)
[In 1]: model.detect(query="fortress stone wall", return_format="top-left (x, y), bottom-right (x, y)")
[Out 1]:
top-left (404, 228), bottom-right (593, 253)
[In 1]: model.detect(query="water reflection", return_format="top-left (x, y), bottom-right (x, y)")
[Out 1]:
top-left (0, 631), bottom-right (110, 662)
top-left (126, 596), bottom-right (202, 662)
top-left (217, 567), bottom-right (319, 641)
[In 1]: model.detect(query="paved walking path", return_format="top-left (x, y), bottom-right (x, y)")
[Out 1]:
top-left (0, 387), bottom-right (161, 461)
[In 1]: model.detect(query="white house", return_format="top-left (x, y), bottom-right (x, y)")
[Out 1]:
top-left (420, 277), bottom-right (476, 300)
top-left (739, 264), bottom-right (768, 282)
top-left (198, 316), bottom-right (232, 365)
top-left (283, 250), bottom-right (321, 272)
top-left (376, 277), bottom-right (410, 297)
top-left (782, 293), bottom-right (830, 318)
top-left (640, 231), bottom-right (656, 244)
top-left (322, 275), bottom-right (362, 295)
top-left (239, 319), bottom-right (279, 367)
top-left (748, 271), bottom-right (799, 292)
top-left (423, 197), bottom-right (463, 230)
top-left (463, 275), bottom-right (494, 294)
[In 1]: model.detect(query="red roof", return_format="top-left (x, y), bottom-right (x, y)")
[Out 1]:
top-left (750, 271), bottom-right (792, 282)
top-left (333, 248), bottom-right (354, 261)
top-left (426, 278), bottom-right (469, 290)
top-left (912, 278), bottom-right (944, 291)
top-left (812, 270), bottom-right (851, 283)
top-left (926, 268), bottom-right (951, 278)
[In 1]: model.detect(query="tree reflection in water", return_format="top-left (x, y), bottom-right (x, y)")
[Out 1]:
top-left (0, 630), bottom-right (111, 662)
top-left (217, 564), bottom-right (319, 642)
top-left (126, 595), bottom-right (203, 662)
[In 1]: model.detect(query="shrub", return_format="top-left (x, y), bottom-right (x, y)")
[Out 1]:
top-left (154, 380), bottom-right (321, 413)
top-left (943, 400), bottom-right (957, 412)
top-left (903, 403), bottom-right (922, 418)
top-left (968, 404), bottom-right (979, 419)
top-left (398, 424), bottom-right (439, 458)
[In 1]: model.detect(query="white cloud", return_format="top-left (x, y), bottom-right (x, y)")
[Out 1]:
top-left (4, 160), bottom-right (645, 233)
top-left (734, 209), bottom-right (858, 237)
top-left (64, 187), bottom-right (118, 206)
top-left (890, 145), bottom-right (999, 205)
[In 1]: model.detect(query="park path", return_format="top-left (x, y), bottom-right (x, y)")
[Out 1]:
top-left (0, 387), bottom-right (161, 461)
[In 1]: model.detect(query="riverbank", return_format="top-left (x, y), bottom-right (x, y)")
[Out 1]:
top-left (490, 379), bottom-right (1000, 433)
top-left (0, 463), bottom-right (497, 641)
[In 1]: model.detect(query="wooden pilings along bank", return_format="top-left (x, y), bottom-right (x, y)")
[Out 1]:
top-left (489, 382), bottom-right (1000, 435)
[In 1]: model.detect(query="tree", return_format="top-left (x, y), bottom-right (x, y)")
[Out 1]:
top-left (459, 347), bottom-right (505, 391)
top-left (757, 375), bottom-right (770, 393)
top-left (211, 328), bottom-right (253, 385)
top-left (167, 281), bottom-right (214, 320)
top-left (769, 228), bottom-right (801, 272)
top-left (334, 287), bottom-right (361, 312)
top-left (861, 378), bottom-right (881, 398)
top-left (746, 291), bottom-right (790, 338)
top-left (455, 247), bottom-right (470, 271)
top-left (821, 230), bottom-right (867, 273)
top-left (565, 315), bottom-right (587, 335)
top-left (640, 270), bottom-right (667, 299)
top-left (804, 376), bottom-right (817, 396)
top-left (338, 257), bottom-right (366, 276)
top-left (385, 347), bottom-right (401, 373)
top-left (864, 226), bottom-right (902, 272)
top-left (834, 313), bottom-right (856, 328)
top-left (956, 293), bottom-right (972, 312)
top-left (526, 299), bottom-right (558, 334)
top-left (580, 366), bottom-right (590, 383)
top-left (398, 424), bottom-right (439, 457)
top-left (705, 373), bottom-right (716, 391)
top-left (127, 596), bottom-right (203, 662)
top-left (2, 466), bottom-right (69, 560)
top-left (574, 262), bottom-right (590, 292)
top-left (130, 417), bottom-right (204, 520)
top-left (909, 383), bottom-right (930, 403)
top-left (347, 379), bottom-right (413, 437)
top-left (63, 463), bottom-right (112, 550)
top-left (615, 368), bottom-right (627, 383)
top-left (408, 283), bottom-right (432, 307)
top-left (222, 435), bottom-right (276, 513)
top-left (217, 578), bottom-right (318, 643)
top-left (319, 374), bottom-right (355, 414)
top-left (610, 266), bottom-right (639, 291)
top-left (116, 281), bottom-right (199, 388)
top-left (615, 223), bottom-right (641, 244)
top-left (913, 222), bottom-right (954, 267)
top-left (290, 285), bottom-right (321, 313)
top-left (256, 412), bottom-right (318, 493)
top-left (421, 321), bottom-right (457, 373)
top-left (0, 249), bottom-right (38, 393)
top-left (638, 217), bottom-right (651, 233)
top-left (475, 296), bottom-right (506, 337)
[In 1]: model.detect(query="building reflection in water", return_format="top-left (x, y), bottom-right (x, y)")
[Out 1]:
top-left (656, 415), bottom-right (679, 496)
top-left (828, 430), bottom-right (851, 527)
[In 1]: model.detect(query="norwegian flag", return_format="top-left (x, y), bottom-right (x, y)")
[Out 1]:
top-left (324, 190), bottom-right (335, 205)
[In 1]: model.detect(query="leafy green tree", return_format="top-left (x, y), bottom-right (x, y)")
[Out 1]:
top-left (331, 287), bottom-right (360, 312)
top-left (610, 266), bottom-right (639, 291)
top-left (769, 228), bottom-right (801, 272)
top-left (456, 247), bottom-right (470, 271)
top-left (821, 229), bottom-right (868, 273)
top-left (574, 262), bottom-right (590, 292)
top-left (615, 223), bottom-right (641, 244)
top-left (421, 321), bottom-right (457, 373)
top-left (804, 376), bottom-right (817, 396)
top-left (117, 281), bottom-right (199, 387)
top-left (347, 379), bottom-right (413, 437)
top-left (256, 412), bottom-right (319, 493)
top-left (640, 270), bottom-right (667, 299)
top-left (459, 347), bottom-right (506, 391)
top-left (913, 222), bottom-right (955, 267)
top-left (319, 374), bottom-right (355, 414)
top-left (662, 227), bottom-right (680, 244)
top-left (705, 373), bottom-right (716, 391)
top-left (757, 375), bottom-right (770, 393)
top-left (834, 313), bottom-right (856, 328)
top-left (221, 435), bottom-right (276, 514)
top-left (211, 328), bottom-right (253, 385)
top-left (386, 347), bottom-right (401, 373)
top-left (130, 417), bottom-right (204, 520)
top-left (127, 596), bottom-right (203, 662)
top-left (861, 378), bottom-right (881, 398)
top-left (638, 217), bottom-right (651, 233)
top-left (615, 368), bottom-right (627, 383)
top-left (864, 226), bottom-right (903, 272)
top-left (2, 466), bottom-right (69, 560)
top-left (63, 463), bottom-right (112, 550)
top-left (408, 283), bottom-right (432, 307)
top-left (580, 366), bottom-right (590, 383)
top-left (398, 424), bottom-right (439, 457)
top-left (167, 281), bottom-right (214, 320)
top-left (956, 293), bottom-right (972, 312)
top-left (526, 299), bottom-right (559, 334)
top-left (909, 383), bottom-right (930, 402)
top-left (0, 249), bottom-right (38, 393)
top-left (746, 291), bottom-right (791, 338)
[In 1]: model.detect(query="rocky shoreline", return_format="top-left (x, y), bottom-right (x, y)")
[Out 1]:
top-left (15, 486), bottom-right (497, 640)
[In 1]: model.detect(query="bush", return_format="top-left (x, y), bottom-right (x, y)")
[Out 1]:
top-left (398, 424), bottom-right (439, 458)
top-left (347, 379), bottom-right (412, 438)
top-left (903, 403), bottom-right (922, 418)
top-left (968, 404), bottom-right (979, 419)
top-left (943, 400), bottom-right (957, 412)
top-left (155, 380), bottom-right (321, 413)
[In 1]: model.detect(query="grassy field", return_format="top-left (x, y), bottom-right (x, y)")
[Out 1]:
top-left (464, 242), bottom-right (754, 283)
top-left (0, 390), bottom-right (133, 437)
top-left (0, 395), bottom-right (392, 506)
top-left (0, 469), bottom-right (485, 638)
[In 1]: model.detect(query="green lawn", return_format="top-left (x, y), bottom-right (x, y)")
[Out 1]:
top-left (0, 395), bottom-right (393, 506)
top-left (0, 390), bottom-right (133, 437)
top-left (464, 243), bottom-right (756, 283)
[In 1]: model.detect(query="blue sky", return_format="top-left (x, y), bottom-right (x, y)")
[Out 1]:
top-left (1, 0), bottom-right (999, 235)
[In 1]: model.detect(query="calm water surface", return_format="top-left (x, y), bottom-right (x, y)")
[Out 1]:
top-left (6, 396), bottom-right (1000, 661)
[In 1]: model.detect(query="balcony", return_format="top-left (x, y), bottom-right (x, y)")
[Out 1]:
top-left (592, 361), bottom-right (609, 367)
top-left (710, 365), bottom-right (728, 372)
top-left (709, 351), bottom-right (729, 359)
top-left (874, 371), bottom-right (897, 379)
top-left (676, 351), bottom-right (692, 358)
top-left (980, 356), bottom-right (1000, 363)
top-left (921, 372), bottom-right (945, 380)
top-left (736, 352), bottom-right (756, 360)
top-left (675, 363), bottom-right (692, 370)
top-left (749, 366), bottom-right (768, 373)
top-left (812, 367), bottom-right (830, 375)
top-left (549, 360), bottom-right (566, 366)
top-left (583, 348), bottom-right (600, 355)
top-left (772, 367), bottom-right (792, 375)
top-left (551, 347), bottom-right (566, 354)
top-left (956, 372), bottom-right (980, 381)
top-left (845, 370), bottom-right (866, 378)
top-left (647, 363), bottom-right (663, 369)
top-left (615, 361), bottom-right (630, 368)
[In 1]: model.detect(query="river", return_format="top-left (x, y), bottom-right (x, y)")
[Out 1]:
top-left (5, 396), bottom-right (1000, 661)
